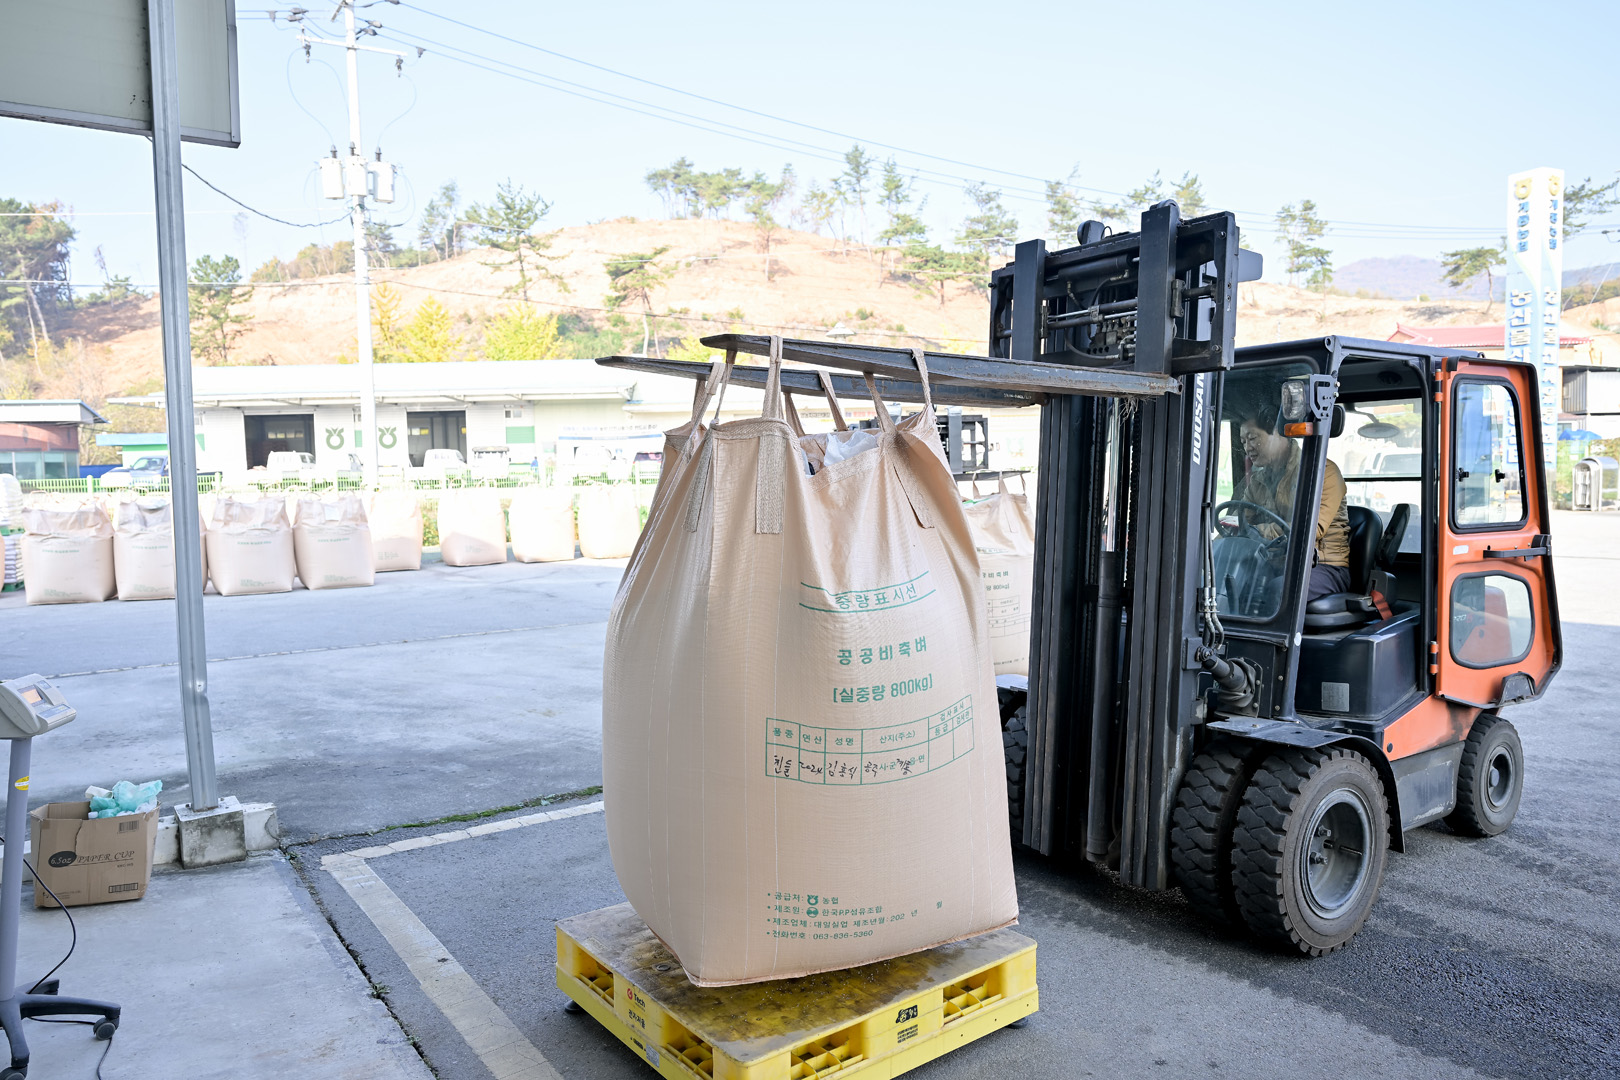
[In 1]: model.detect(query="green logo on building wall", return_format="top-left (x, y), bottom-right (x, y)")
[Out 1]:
top-left (377, 426), bottom-right (398, 450)
top-left (325, 427), bottom-right (346, 450)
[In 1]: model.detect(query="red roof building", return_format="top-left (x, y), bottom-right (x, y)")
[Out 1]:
top-left (1387, 323), bottom-right (1592, 350)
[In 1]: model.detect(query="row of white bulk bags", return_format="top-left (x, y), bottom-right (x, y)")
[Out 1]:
top-left (292, 494), bottom-right (375, 590)
top-left (961, 480), bottom-right (1037, 676)
top-left (367, 492), bottom-right (423, 572)
top-left (576, 485), bottom-right (641, 560)
top-left (112, 498), bottom-right (206, 601)
top-left (22, 503), bottom-right (115, 605)
top-left (206, 495), bottom-right (297, 596)
top-left (509, 487), bottom-right (575, 563)
top-left (437, 488), bottom-right (508, 567)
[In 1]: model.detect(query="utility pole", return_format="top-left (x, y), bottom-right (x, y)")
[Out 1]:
top-left (342, 2), bottom-right (378, 489)
top-left (300, 3), bottom-right (404, 487)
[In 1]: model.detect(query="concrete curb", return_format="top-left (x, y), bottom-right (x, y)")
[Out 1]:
top-left (154, 801), bottom-right (279, 866)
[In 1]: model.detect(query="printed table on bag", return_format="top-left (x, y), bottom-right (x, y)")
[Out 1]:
top-left (765, 697), bottom-right (973, 786)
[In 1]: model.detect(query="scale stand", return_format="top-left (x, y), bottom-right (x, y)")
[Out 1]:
top-left (0, 678), bottom-right (119, 1079)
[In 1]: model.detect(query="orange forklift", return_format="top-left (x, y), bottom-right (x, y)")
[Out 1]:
top-left (988, 205), bottom-right (1562, 955)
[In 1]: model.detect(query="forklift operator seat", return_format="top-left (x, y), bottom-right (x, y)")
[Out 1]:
top-left (1304, 505), bottom-right (1384, 630)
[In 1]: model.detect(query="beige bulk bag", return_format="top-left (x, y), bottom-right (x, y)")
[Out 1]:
top-left (962, 479), bottom-right (1036, 676)
top-left (21, 503), bottom-right (115, 605)
top-left (508, 487), bottom-right (576, 563)
top-left (365, 492), bottom-right (423, 572)
top-left (206, 496), bottom-right (296, 595)
top-left (111, 498), bottom-right (208, 600)
top-left (576, 485), bottom-right (641, 559)
top-left (293, 494), bottom-right (375, 590)
top-left (437, 488), bottom-right (507, 566)
top-left (603, 342), bottom-right (1017, 987)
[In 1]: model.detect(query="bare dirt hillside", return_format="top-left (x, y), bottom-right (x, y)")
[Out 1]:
top-left (43, 218), bottom-right (1620, 399)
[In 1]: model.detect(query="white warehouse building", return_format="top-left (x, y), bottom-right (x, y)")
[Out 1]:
top-left (108, 357), bottom-right (1042, 478)
top-left (109, 359), bottom-right (743, 474)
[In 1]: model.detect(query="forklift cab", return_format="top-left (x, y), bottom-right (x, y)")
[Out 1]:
top-left (1208, 342), bottom-right (1560, 745)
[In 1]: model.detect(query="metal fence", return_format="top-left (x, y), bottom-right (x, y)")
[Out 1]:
top-left (20, 466), bottom-right (662, 497)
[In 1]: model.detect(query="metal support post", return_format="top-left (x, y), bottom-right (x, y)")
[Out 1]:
top-left (344, 2), bottom-right (379, 488)
top-left (149, 0), bottom-right (218, 811)
top-left (0, 741), bottom-right (29, 996)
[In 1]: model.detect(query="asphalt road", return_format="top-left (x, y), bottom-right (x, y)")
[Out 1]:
top-left (1, 556), bottom-right (621, 839)
top-left (6, 513), bottom-right (1617, 1078)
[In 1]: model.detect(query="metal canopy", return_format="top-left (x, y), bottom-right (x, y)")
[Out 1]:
top-left (598, 357), bottom-right (1043, 409)
top-left (691, 334), bottom-right (1178, 398)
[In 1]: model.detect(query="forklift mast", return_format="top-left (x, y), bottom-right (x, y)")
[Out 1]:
top-left (988, 205), bottom-right (1261, 887)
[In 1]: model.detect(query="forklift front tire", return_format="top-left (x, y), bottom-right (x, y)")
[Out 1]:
top-left (1170, 744), bottom-right (1257, 927)
top-left (1446, 714), bottom-right (1523, 838)
top-left (1231, 748), bottom-right (1389, 957)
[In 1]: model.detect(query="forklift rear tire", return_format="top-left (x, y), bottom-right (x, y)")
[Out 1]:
top-left (1231, 748), bottom-right (1389, 957)
top-left (1446, 714), bottom-right (1523, 838)
top-left (1170, 744), bottom-right (1258, 926)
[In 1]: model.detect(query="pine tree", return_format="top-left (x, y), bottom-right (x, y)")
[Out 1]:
top-left (416, 181), bottom-right (463, 261)
top-left (604, 247), bottom-right (673, 355)
top-left (187, 254), bottom-right (252, 365)
top-left (1440, 246), bottom-right (1506, 313)
top-left (1172, 171), bottom-right (1207, 216)
top-left (1044, 173), bottom-right (1084, 246)
top-left (956, 183), bottom-right (1020, 275)
top-left (839, 145), bottom-right (874, 252)
top-left (1276, 200), bottom-right (1332, 290)
top-left (745, 167), bottom-right (795, 281)
top-left (465, 180), bottom-right (565, 301)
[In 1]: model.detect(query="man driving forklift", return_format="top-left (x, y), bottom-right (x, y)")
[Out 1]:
top-left (1236, 410), bottom-right (1352, 602)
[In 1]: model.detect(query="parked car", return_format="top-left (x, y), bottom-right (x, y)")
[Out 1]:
top-left (100, 454), bottom-right (169, 489)
top-left (421, 448), bottom-right (470, 478)
top-left (265, 451), bottom-right (317, 482)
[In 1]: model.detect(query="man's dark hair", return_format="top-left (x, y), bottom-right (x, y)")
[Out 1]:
top-left (1243, 406), bottom-right (1279, 434)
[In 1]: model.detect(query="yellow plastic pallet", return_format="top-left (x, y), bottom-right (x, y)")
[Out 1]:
top-left (556, 903), bottom-right (1037, 1080)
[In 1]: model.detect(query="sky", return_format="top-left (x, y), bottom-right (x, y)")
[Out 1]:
top-left (2, 0), bottom-right (1617, 290)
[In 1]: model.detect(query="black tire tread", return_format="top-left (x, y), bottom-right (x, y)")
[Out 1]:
top-left (1170, 745), bottom-right (1253, 925)
top-left (1446, 714), bottom-right (1520, 838)
top-left (1231, 747), bottom-right (1388, 957)
top-left (1002, 706), bottom-right (1027, 846)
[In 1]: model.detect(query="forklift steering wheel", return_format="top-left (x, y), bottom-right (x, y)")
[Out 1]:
top-left (1215, 499), bottom-right (1290, 538)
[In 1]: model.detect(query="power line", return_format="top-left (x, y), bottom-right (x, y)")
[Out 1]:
top-left (386, 3), bottom-right (1533, 240)
top-left (178, 161), bottom-right (350, 228)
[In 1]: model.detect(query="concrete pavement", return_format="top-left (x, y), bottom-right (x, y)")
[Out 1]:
top-left (1, 512), bottom-right (1615, 1078)
top-left (1, 556), bottom-right (623, 840)
top-left (18, 854), bottom-right (428, 1079)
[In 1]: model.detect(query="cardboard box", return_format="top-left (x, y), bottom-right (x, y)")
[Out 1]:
top-left (28, 802), bottom-right (157, 908)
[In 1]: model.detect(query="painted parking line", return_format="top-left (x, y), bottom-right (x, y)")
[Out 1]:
top-left (322, 802), bottom-right (604, 1080)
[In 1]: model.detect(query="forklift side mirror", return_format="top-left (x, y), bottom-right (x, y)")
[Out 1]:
top-left (1330, 405), bottom-right (1345, 438)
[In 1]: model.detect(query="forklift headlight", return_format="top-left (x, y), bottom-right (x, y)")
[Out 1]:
top-left (1279, 378), bottom-right (1309, 422)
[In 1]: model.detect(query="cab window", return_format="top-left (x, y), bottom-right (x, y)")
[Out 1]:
top-left (1452, 380), bottom-right (1526, 529)
top-left (1450, 572), bottom-right (1533, 667)
top-left (1212, 362), bottom-right (1312, 621)
top-left (1330, 399), bottom-right (1421, 554)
